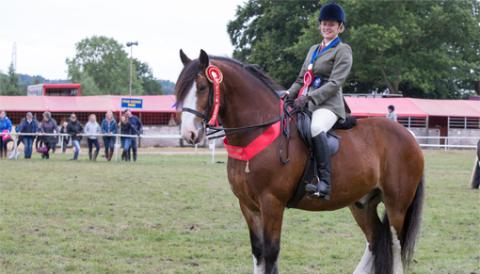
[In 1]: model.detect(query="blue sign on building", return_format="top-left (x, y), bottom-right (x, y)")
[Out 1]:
top-left (121, 98), bottom-right (143, 109)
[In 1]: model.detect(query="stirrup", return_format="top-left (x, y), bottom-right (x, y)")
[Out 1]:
top-left (305, 176), bottom-right (330, 200)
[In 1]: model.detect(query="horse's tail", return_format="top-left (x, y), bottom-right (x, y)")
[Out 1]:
top-left (373, 175), bottom-right (425, 274)
top-left (401, 175), bottom-right (425, 266)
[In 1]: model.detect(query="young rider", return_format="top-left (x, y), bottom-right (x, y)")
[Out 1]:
top-left (288, 3), bottom-right (353, 199)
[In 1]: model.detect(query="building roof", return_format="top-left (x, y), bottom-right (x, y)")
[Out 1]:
top-left (345, 97), bottom-right (480, 118)
top-left (0, 95), bottom-right (176, 113)
top-left (0, 95), bottom-right (478, 117)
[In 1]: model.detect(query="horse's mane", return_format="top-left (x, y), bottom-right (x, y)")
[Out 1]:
top-left (175, 56), bottom-right (283, 102)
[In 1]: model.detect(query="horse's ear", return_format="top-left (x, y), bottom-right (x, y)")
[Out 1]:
top-left (199, 49), bottom-right (209, 68)
top-left (179, 49), bottom-right (191, 66)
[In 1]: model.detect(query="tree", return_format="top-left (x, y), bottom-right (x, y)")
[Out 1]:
top-left (229, 0), bottom-right (480, 98)
top-left (133, 59), bottom-right (163, 95)
top-left (66, 36), bottom-right (143, 95)
top-left (227, 0), bottom-right (321, 87)
top-left (1, 63), bottom-right (23, 95)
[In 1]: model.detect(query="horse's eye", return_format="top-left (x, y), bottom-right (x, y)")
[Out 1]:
top-left (198, 85), bottom-right (208, 91)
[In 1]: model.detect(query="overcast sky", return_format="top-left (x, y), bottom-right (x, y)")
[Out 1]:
top-left (0, 0), bottom-right (246, 82)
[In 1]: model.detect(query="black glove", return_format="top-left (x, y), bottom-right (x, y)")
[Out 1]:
top-left (294, 96), bottom-right (310, 108)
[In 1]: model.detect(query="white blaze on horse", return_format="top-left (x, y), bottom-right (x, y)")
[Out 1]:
top-left (175, 49), bottom-right (424, 274)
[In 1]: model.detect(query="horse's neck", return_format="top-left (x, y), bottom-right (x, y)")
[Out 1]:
top-left (219, 67), bottom-right (279, 146)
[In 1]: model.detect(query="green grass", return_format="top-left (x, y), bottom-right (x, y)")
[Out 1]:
top-left (0, 150), bottom-right (479, 273)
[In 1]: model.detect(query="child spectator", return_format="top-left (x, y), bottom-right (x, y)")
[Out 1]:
top-left (59, 120), bottom-right (70, 153)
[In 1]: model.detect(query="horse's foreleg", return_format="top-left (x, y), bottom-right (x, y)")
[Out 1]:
top-left (259, 196), bottom-right (285, 274)
top-left (240, 204), bottom-right (265, 273)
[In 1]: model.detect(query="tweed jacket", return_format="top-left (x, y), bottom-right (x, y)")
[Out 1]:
top-left (288, 41), bottom-right (352, 121)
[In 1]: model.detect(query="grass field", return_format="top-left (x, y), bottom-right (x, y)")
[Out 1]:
top-left (0, 149), bottom-right (479, 273)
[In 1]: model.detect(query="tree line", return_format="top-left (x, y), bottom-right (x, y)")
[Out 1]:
top-left (227, 0), bottom-right (480, 98)
top-left (0, 36), bottom-right (164, 96)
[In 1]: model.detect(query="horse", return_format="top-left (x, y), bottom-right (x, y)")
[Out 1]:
top-left (175, 49), bottom-right (424, 274)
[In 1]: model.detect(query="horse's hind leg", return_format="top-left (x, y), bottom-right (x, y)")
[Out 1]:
top-left (349, 199), bottom-right (382, 274)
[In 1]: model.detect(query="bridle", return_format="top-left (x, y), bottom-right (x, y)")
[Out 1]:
top-left (180, 64), bottom-right (285, 139)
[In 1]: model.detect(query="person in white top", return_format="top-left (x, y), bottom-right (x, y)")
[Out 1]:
top-left (84, 114), bottom-right (101, 161)
top-left (386, 105), bottom-right (398, 122)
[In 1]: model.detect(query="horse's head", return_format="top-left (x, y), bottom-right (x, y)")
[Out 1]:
top-left (175, 49), bottom-right (213, 144)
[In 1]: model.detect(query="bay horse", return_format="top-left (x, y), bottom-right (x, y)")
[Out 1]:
top-left (175, 49), bottom-right (424, 274)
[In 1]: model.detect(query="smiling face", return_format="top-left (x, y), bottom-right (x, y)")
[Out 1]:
top-left (176, 50), bottom-right (211, 144)
top-left (320, 20), bottom-right (342, 41)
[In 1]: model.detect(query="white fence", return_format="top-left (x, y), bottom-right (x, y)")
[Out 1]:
top-left (7, 132), bottom-right (181, 161)
top-left (414, 135), bottom-right (478, 150)
top-left (4, 132), bottom-right (478, 161)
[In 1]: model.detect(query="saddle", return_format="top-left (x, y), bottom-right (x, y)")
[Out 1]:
top-left (286, 109), bottom-right (357, 208)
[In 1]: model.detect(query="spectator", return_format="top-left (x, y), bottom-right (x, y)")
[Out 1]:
top-left (119, 114), bottom-right (135, 161)
top-left (0, 110), bottom-right (13, 159)
top-left (59, 120), bottom-right (70, 153)
top-left (84, 114), bottom-right (101, 161)
top-left (101, 110), bottom-right (117, 161)
top-left (67, 113), bottom-right (83, 161)
top-left (386, 105), bottom-right (398, 122)
top-left (39, 111), bottom-right (58, 159)
top-left (17, 112), bottom-right (39, 159)
top-left (124, 109), bottom-right (143, 162)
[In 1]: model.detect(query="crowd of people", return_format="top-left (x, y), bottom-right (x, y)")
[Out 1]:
top-left (0, 109), bottom-right (143, 162)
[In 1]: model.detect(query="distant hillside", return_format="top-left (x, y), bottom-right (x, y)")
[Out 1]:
top-left (18, 74), bottom-right (70, 86)
top-left (17, 73), bottom-right (176, 95)
top-left (158, 80), bottom-right (175, 94)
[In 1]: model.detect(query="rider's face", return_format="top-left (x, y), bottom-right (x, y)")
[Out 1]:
top-left (320, 20), bottom-right (341, 41)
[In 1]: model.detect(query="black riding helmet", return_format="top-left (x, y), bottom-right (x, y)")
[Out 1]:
top-left (318, 2), bottom-right (345, 23)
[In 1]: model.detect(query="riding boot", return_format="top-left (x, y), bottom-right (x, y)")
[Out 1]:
top-left (88, 151), bottom-right (92, 161)
top-left (121, 151), bottom-right (126, 161)
top-left (305, 132), bottom-right (331, 199)
top-left (73, 150), bottom-right (79, 160)
top-left (93, 150), bottom-right (99, 161)
top-left (109, 148), bottom-right (114, 161)
top-left (126, 150), bottom-right (131, 161)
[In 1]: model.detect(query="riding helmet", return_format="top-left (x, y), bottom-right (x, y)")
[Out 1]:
top-left (318, 2), bottom-right (345, 23)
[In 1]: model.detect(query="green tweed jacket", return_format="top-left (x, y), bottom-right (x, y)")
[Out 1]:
top-left (288, 42), bottom-right (352, 121)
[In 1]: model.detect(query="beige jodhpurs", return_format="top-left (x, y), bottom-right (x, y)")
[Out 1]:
top-left (311, 108), bottom-right (338, 137)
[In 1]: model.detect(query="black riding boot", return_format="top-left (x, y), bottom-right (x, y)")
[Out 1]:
top-left (305, 132), bottom-right (331, 199)
top-left (88, 151), bottom-right (92, 161)
top-left (93, 150), bottom-right (99, 161)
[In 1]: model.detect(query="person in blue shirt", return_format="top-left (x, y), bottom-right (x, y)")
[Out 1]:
top-left (16, 112), bottom-right (39, 159)
top-left (101, 110), bottom-right (118, 161)
top-left (124, 109), bottom-right (143, 162)
top-left (0, 110), bottom-right (13, 159)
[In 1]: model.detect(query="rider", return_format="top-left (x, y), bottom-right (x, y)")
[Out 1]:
top-left (287, 3), bottom-right (353, 199)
